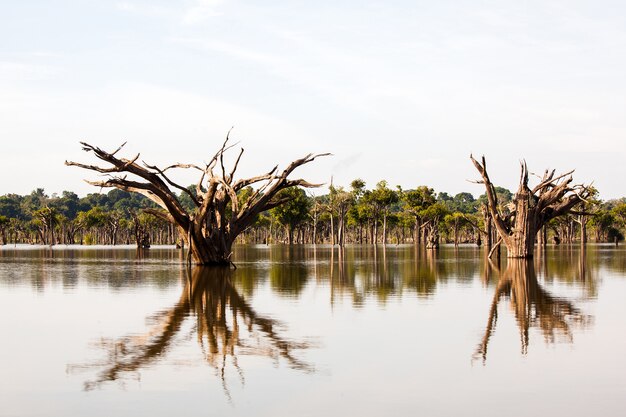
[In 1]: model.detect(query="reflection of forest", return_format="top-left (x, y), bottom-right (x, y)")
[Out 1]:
top-left (0, 246), bottom-right (184, 291)
top-left (229, 244), bottom-right (613, 307)
top-left (536, 244), bottom-right (599, 297)
top-left (235, 245), bottom-right (483, 304)
top-left (2, 243), bottom-right (621, 297)
top-left (75, 267), bottom-right (312, 392)
top-left (474, 258), bottom-right (592, 363)
top-left (233, 245), bottom-right (596, 360)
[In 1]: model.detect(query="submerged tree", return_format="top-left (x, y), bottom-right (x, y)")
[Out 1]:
top-left (66, 137), bottom-right (328, 265)
top-left (421, 202), bottom-right (449, 249)
top-left (470, 155), bottom-right (591, 258)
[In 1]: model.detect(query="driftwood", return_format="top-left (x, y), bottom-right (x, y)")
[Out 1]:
top-left (66, 135), bottom-right (329, 265)
top-left (470, 155), bottom-right (591, 258)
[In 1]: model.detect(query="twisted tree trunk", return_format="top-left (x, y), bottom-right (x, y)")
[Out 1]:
top-left (423, 220), bottom-right (439, 249)
top-left (507, 187), bottom-right (537, 257)
top-left (470, 155), bottom-right (590, 258)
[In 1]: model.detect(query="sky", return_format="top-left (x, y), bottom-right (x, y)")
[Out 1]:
top-left (1, 0), bottom-right (625, 199)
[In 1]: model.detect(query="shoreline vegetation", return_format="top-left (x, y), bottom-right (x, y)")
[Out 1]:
top-left (1, 182), bottom-right (624, 249)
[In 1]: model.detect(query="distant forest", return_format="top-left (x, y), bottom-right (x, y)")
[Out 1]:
top-left (0, 181), bottom-right (624, 247)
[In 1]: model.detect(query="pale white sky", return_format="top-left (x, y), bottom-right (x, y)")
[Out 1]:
top-left (1, 0), bottom-right (625, 198)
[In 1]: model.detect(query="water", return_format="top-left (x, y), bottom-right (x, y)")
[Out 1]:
top-left (1, 244), bottom-right (625, 417)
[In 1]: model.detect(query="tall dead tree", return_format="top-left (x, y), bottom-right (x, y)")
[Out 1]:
top-left (470, 155), bottom-right (590, 258)
top-left (66, 136), bottom-right (328, 266)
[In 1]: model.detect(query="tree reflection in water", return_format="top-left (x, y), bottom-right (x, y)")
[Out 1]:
top-left (74, 267), bottom-right (313, 394)
top-left (474, 258), bottom-right (592, 364)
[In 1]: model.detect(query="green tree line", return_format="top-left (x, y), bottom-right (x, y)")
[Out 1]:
top-left (0, 179), bottom-right (626, 247)
top-left (0, 188), bottom-right (174, 246)
top-left (3, 179), bottom-right (623, 247)
top-left (253, 181), bottom-right (625, 246)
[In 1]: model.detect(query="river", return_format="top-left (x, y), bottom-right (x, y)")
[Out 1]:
top-left (1, 244), bottom-right (625, 416)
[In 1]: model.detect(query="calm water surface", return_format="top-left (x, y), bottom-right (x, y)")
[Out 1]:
top-left (1, 244), bottom-right (625, 417)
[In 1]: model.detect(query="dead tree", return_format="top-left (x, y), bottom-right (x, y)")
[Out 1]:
top-left (470, 155), bottom-right (591, 258)
top-left (421, 219), bottom-right (440, 249)
top-left (66, 136), bottom-right (328, 265)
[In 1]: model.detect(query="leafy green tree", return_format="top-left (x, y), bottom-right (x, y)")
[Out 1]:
top-left (271, 187), bottom-right (311, 245)
top-left (347, 179), bottom-right (375, 244)
top-left (328, 184), bottom-right (354, 246)
top-left (79, 193), bottom-right (110, 212)
top-left (31, 206), bottom-right (59, 244)
top-left (452, 192), bottom-right (476, 214)
top-left (350, 179), bottom-right (366, 199)
top-left (437, 192), bottom-right (453, 203)
top-left (22, 188), bottom-right (47, 214)
top-left (421, 202), bottom-right (450, 249)
top-left (7, 218), bottom-right (23, 244)
top-left (572, 186), bottom-right (600, 244)
top-left (612, 202), bottom-right (626, 229)
top-left (49, 191), bottom-right (81, 220)
top-left (401, 186), bottom-right (436, 245)
top-left (0, 215), bottom-right (8, 244)
top-left (444, 212), bottom-right (469, 246)
top-left (477, 186), bottom-right (513, 209)
top-left (589, 210), bottom-right (615, 242)
top-left (178, 185), bottom-right (202, 212)
top-left (0, 194), bottom-right (25, 220)
top-left (368, 180), bottom-right (399, 244)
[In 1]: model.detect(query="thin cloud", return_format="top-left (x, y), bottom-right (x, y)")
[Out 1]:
top-left (168, 35), bottom-right (385, 119)
top-left (115, 1), bottom-right (172, 18)
top-left (0, 61), bottom-right (58, 81)
top-left (115, 0), bottom-right (224, 24)
top-left (182, 0), bottom-right (224, 25)
top-left (171, 37), bottom-right (274, 64)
